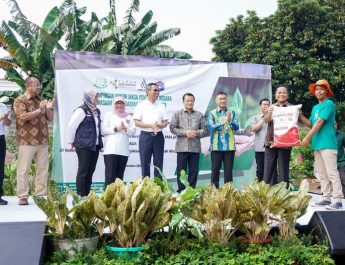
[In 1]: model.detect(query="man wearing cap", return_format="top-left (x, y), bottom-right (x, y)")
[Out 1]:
top-left (13, 76), bottom-right (54, 205)
top-left (133, 83), bottom-right (168, 178)
top-left (300, 79), bottom-right (343, 210)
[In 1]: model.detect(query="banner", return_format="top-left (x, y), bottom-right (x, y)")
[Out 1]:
top-left (53, 51), bottom-right (271, 191)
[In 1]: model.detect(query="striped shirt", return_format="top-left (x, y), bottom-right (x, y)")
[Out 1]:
top-left (208, 107), bottom-right (239, 151)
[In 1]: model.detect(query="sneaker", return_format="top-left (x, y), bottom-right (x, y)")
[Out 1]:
top-left (18, 198), bottom-right (29, 206)
top-left (0, 197), bottom-right (8, 205)
top-left (325, 202), bottom-right (343, 210)
top-left (312, 200), bottom-right (331, 207)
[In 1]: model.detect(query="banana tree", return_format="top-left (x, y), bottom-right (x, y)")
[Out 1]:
top-left (0, 0), bottom-right (63, 98)
top-left (84, 0), bottom-right (192, 59)
top-left (0, 0), bottom-right (191, 99)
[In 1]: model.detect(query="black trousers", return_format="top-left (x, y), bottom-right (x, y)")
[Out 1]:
top-left (263, 147), bottom-right (291, 188)
top-left (104, 154), bottom-right (128, 187)
top-left (211, 151), bottom-right (235, 188)
top-left (176, 152), bottom-right (200, 192)
top-left (255, 152), bottom-right (265, 182)
top-left (139, 131), bottom-right (164, 178)
top-left (75, 147), bottom-right (99, 196)
top-left (0, 136), bottom-right (5, 196)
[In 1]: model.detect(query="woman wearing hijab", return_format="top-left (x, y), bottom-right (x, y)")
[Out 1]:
top-left (102, 96), bottom-right (136, 187)
top-left (68, 91), bottom-right (103, 196)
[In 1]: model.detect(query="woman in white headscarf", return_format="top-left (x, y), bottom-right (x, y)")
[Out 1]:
top-left (102, 96), bottom-right (136, 187)
top-left (68, 91), bottom-right (103, 196)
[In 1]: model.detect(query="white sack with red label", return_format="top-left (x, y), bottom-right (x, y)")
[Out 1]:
top-left (272, 104), bottom-right (301, 148)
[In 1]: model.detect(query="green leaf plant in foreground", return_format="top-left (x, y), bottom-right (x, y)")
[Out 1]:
top-left (95, 177), bottom-right (174, 248)
top-left (33, 180), bottom-right (97, 239)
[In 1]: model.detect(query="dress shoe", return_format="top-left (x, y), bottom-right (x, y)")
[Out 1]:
top-left (18, 197), bottom-right (29, 205)
top-left (0, 197), bottom-right (8, 205)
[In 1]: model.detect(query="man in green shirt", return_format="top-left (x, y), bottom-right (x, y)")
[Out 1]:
top-left (301, 79), bottom-right (343, 210)
top-left (335, 121), bottom-right (345, 195)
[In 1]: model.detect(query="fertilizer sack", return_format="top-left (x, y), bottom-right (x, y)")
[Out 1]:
top-left (272, 104), bottom-right (301, 148)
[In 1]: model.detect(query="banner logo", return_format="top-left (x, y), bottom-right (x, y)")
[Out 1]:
top-left (156, 81), bottom-right (165, 91)
top-left (93, 77), bottom-right (137, 90)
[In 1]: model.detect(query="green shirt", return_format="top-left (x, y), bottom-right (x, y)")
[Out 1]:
top-left (336, 130), bottom-right (345, 167)
top-left (309, 99), bottom-right (337, 151)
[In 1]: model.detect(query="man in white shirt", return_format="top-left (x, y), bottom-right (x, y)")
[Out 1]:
top-left (0, 101), bottom-right (11, 205)
top-left (133, 83), bottom-right (168, 178)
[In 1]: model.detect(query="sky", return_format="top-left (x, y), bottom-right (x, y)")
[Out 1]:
top-left (0, 0), bottom-right (278, 66)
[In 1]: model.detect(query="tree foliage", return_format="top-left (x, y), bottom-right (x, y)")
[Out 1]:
top-left (210, 0), bottom-right (345, 114)
top-left (0, 0), bottom-right (191, 99)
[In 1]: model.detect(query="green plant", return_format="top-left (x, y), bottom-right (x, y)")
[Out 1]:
top-left (45, 236), bottom-right (335, 265)
top-left (290, 130), bottom-right (315, 187)
top-left (211, 0), bottom-right (345, 116)
top-left (236, 181), bottom-right (292, 243)
top-left (33, 180), bottom-right (97, 239)
top-left (278, 179), bottom-right (312, 240)
top-left (181, 182), bottom-right (240, 245)
top-left (94, 177), bottom-right (173, 248)
top-left (3, 162), bottom-right (17, 195)
top-left (1, 0), bottom-right (191, 99)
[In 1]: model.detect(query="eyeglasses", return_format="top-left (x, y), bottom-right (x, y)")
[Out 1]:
top-left (31, 84), bottom-right (42, 88)
top-left (151, 89), bottom-right (160, 92)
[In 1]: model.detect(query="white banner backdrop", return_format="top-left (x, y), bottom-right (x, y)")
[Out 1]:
top-left (53, 51), bottom-right (271, 190)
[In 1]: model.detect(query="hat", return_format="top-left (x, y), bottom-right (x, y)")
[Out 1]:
top-left (309, 79), bottom-right (333, 97)
top-left (114, 96), bottom-right (126, 104)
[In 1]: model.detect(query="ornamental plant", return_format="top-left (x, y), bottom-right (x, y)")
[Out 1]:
top-left (278, 179), bottom-right (312, 240)
top-left (181, 183), bottom-right (240, 245)
top-left (236, 181), bottom-right (292, 244)
top-left (93, 177), bottom-right (173, 248)
top-left (33, 180), bottom-right (97, 239)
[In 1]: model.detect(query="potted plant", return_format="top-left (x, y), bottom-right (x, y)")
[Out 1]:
top-left (181, 182), bottom-right (240, 245)
top-left (236, 181), bottom-right (292, 244)
top-left (33, 180), bottom-right (99, 258)
top-left (93, 177), bottom-right (174, 259)
top-left (278, 179), bottom-right (312, 240)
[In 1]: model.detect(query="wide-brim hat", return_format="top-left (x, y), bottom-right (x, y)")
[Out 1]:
top-left (114, 96), bottom-right (126, 104)
top-left (309, 79), bottom-right (333, 97)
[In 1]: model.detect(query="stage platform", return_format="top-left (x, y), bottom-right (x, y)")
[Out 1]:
top-left (0, 196), bottom-right (46, 223)
top-left (1, 193), bottom-right (344, 225)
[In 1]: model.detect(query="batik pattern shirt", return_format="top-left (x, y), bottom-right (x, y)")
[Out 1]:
top-left (13, 94), bottom-right (49, 145)
top-left (170, 109), bottom-right (208, 153)
top-left (208, 107), bottom-right (239, 151)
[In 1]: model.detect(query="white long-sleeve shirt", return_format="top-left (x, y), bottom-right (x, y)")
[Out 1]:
top-left (102, 112), bottom-right (136, 156)
top-left (68, 108), bottom-right (100, 145)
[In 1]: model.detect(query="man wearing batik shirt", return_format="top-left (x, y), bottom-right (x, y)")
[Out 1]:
top-left (170, 93), bottom-right (208, 192)
top-left (208, 91), bottom-right (239, 188)
top-left (13, 77), bottom-right (54, 205)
